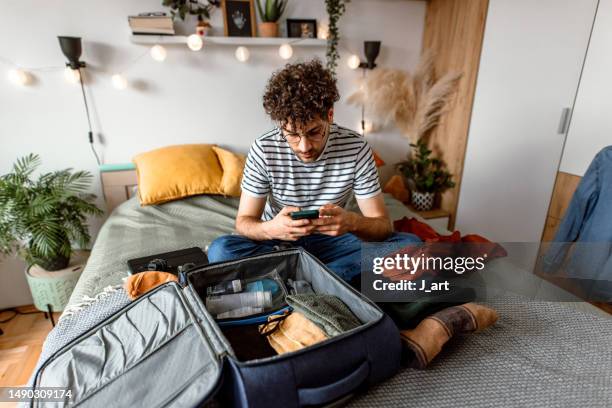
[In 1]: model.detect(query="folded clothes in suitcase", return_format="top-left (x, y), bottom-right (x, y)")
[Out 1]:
top-left (29, 248), bottom-right (402, 407)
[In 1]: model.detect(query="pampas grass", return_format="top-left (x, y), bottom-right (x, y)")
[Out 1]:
top-left (347, 50), bottom-right (461, 141)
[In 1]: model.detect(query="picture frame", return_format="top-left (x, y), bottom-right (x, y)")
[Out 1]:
top-left (222, 0), bottom-right (256, 37)
top-left (286, 19), bottom-right (318, 39)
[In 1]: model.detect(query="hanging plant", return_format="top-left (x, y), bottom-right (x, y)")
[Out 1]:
top-left (325, 0), bottom-right (350, 75)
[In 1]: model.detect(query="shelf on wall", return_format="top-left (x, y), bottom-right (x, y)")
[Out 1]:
top-left (130, 35), bottom-right (327, 47)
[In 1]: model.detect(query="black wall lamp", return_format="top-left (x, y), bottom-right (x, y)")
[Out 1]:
top-left (57, 36), bottom-right (100, 165)
top-left (348, 41), bottom-right (382, 135)
top-left (348, 40), bottom-right (382, 70)
top-left (360, 41), bottom-right (381, 69)
top-left (58, 36), bottom-right (86, 69)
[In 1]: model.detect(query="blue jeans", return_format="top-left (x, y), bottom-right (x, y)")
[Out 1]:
top-left (208, 232), bottom-right (421, 281)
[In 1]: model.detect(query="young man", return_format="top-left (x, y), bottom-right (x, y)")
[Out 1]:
top-left (208, 59), bottom-right (420, 281)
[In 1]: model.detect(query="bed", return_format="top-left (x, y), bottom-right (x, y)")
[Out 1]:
top-left (41, 168), bottom-right (612, 407)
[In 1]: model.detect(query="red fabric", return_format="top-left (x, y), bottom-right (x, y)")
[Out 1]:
top-left (372, 150), bottom-right (386, 167)
top-left (382, 217), bottom-right (507, 281)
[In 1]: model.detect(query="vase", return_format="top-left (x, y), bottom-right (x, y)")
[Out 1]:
top-left (259, 22), bottom-right (278, 38)
top-left (411, 191), bottom-right (435, 211)
top-left (196, 22), bottom-right (210, 36)
top-left (25, 250), bottom-right (89, 312)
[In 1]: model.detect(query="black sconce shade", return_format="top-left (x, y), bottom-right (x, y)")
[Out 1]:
top-left (58, 36), bottom-right (85, 69)
top-left (364, 41), bottom-right (381, 69)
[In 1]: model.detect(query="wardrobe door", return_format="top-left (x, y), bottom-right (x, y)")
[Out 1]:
top-left (456, 0), bottom-right (597, 243)
top-left (560, 0), bottom-right (612, 176)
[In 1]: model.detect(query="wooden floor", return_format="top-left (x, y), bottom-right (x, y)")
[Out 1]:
top-left (0, 305), bottom-right (60, 387)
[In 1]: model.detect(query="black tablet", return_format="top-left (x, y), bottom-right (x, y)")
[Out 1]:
top-left (127, 247), bottom-right (208, 275)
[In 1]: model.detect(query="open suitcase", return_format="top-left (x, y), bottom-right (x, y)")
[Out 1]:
top-left (30, 248), bottom-right (402, 407)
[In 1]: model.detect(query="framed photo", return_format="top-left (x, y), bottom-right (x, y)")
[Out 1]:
top-left (222, 0), bottom-right (256, 37)
top-left (286, 19), bottom-right (317, 39)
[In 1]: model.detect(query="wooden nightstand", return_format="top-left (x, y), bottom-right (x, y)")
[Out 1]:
top-left (408, 206), bottom-right (451, 232)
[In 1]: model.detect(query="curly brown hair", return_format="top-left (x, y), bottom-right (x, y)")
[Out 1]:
top-left (262, 59), bottom-right (339, 127)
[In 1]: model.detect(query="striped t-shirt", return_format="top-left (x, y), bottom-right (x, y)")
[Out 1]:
top-left (241, 123), bottom-right (381, 221)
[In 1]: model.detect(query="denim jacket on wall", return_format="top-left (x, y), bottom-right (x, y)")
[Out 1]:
top-left (543, 146), bottom-right (612, 301)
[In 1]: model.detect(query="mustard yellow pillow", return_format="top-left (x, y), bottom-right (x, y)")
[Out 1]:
top-left (212, 146), bottom-right (246, 197)
top-left (133, 144), bottom-right (224, 205)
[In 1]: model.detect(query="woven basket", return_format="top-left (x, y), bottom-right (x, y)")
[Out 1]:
top-left (25, 251), bottom-right (89, 312)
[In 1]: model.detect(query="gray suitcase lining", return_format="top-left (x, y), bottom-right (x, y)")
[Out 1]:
top-left (32, 283), bottom-right (226, 407)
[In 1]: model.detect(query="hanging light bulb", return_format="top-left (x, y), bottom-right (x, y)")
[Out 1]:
top-left (7, 68), bottom-right (29, 86)
top-left (64, 67), bottom-right (81, 84)
top-left (187, 34), bottom-right (204, 51)
top-left (111, 74), bottom-right (128, 90)
top-left (150, 44), bottom-right (167, 62)
top-left (278, 43), bottom-right (293, 60)
top-left (317, 24), bottom-right (329, 40)
top-left (235, 46), bottom-right (250, 62)
top-left (347, 54), bottom-right (361, 70)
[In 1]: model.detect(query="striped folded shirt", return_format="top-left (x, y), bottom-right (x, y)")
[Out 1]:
top-left (241, 123), bottom-right (381, 221)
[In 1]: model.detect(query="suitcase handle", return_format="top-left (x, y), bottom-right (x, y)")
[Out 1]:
top-left (297, 361), bottom-right (369, 406)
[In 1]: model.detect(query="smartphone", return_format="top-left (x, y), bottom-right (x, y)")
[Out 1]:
top-left (290, 209), bottom-right (320, 220)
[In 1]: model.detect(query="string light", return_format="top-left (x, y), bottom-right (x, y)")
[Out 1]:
top-left (64, 67), bottom-right (81, 84)
top-left (235, 46), bottom-right (250, 62)
top-left (347, 54), bottom-right (361, 70)
top-left (111, 74), bottom-right (128, 90)
top-left (4, 37), bottom-right (333, 89)
top-left (150, 44), bottom-right (167, 62)
top-left (187, 34), bottom-right (204, 51)
top-left (317, 24), bottom-right (329, 40)
top-left (7, 68), bottom-right (29, 86)
top-left (278, 43), bottom-right (293, 60)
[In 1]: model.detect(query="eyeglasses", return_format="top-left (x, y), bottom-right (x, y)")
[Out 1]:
top-left (280, 122), bottom-right (329, 145)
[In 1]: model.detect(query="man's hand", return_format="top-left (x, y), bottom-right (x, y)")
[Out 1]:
top-left (263, 206), bottom-right (316, 241)
top-left (311, 204), bottom-right (357, 237)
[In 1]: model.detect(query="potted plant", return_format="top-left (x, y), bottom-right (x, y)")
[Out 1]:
top-left (163, 0), bottom-right (220, 35)
top-left (397, 138), bottom-right (455, 211)
top-left (0, 154), bottom-right (103, 310)
top-left (256, 0), bottom-right (287, 37)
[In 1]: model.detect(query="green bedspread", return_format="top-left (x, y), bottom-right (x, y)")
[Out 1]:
top-left (67, 193), bottom-right (417, 310)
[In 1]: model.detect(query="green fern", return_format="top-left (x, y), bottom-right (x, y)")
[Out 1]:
top-left (0, 154), bottom-right (103, 271)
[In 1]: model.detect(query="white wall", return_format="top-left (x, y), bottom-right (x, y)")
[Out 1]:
top-left (0, 0), bottom-right (426, 308)
top-left (560, 0), bottom-right (612, 176)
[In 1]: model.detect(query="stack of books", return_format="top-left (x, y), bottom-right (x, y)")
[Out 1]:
top-left (128, 13), bottom-right (175, 35)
